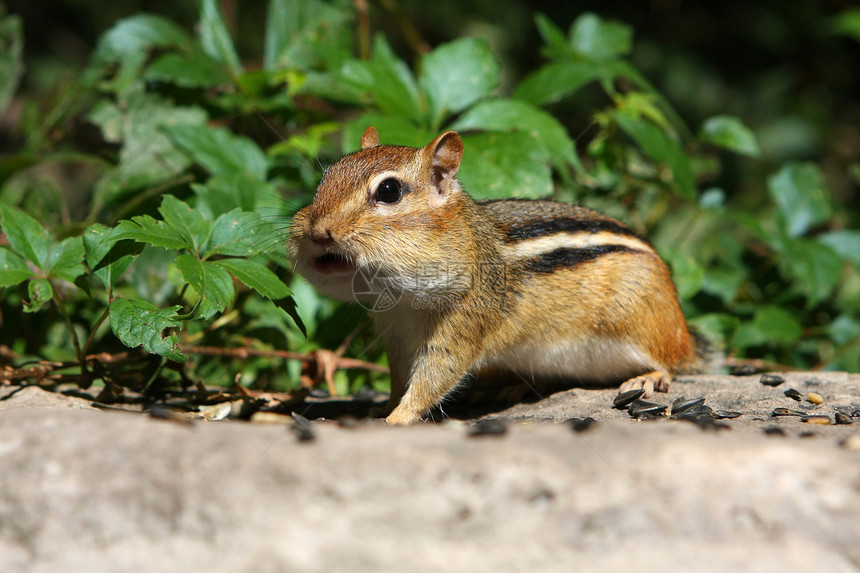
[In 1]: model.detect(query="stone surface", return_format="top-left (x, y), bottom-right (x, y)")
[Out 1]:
top-left (0, 376), bottom-right (859, 573)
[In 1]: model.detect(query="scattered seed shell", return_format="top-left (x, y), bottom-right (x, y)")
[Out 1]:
top-left (568, 417), bottom-right (597, 432)
top-left (802, 415), bottom-right (831, 425)
top-left (834, 412), bottom-right (853, 425)
top-left (772, 407), bottom-right (805, 417)
top-left (469, 418), bottom-right (509, 437)
top-left (783, 388), bottom-right (803, 401)
top-left (760, 373), bottom-right (785, 387)
top-left (613, 388), bottom-right (645, 409)
top-left (713, 410), bottom-right (742, 419)
top-left (671, 396), bottom-right (706, 415)
top-left (851, 410), bottom-right (860, 418)
top-left (807, 392), bottom-right (824, 404)
top-left (763, 426), bottom-right (786, 436)
top-left (628, 399), bottom-right (667, 418)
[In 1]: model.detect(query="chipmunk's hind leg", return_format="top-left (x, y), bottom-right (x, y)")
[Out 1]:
top-left (619, 370), bottom-right (671, 398)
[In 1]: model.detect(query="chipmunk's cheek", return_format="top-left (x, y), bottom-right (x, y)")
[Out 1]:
top-left (311, 252), bottom-right (355, 274)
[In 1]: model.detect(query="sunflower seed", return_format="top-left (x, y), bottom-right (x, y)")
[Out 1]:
top-left (671, 396), bottom-right (706, 415)
top-left (469, 418), bottom-right (508, 437)
top-left (784, 388), bottom-right (803, 401)
top-left (772, 407), bottom-right (805, 417)
top-left (628, 399), bottom-right (667, 418)
top-left (835, 412), bottom-right (853, 425)
top-left (568, 417), bottom-right (598, 432)
top-left (760, 373), bottom-right (785, 387)
top-left (713, 410), bottom-right (742, 419)
top-left (613, 388), bottom-right (645, 409)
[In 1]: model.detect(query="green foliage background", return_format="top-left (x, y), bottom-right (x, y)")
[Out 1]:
top-left (0, 0), bottom-right (858, 398)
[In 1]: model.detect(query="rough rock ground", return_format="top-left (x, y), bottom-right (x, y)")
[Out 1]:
top-left (1, 372), bottom-right (859, 573)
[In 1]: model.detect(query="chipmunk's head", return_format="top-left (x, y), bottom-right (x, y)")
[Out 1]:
top-left (288, 127), bottom-right (470, 304)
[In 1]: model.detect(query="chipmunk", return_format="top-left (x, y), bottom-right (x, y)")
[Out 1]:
top-left (288, 127), bottom-right (713, 425)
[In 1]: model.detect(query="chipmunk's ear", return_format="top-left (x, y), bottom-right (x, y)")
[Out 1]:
top-left (361, 127), bottom-right (380, 149)
top-left (425, 131), bottom-right (463, 190)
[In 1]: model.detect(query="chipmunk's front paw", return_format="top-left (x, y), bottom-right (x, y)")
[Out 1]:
top-left (619, 370), bottom-right (671, 398)
top-left (385, 405), bottom-right (422, 426)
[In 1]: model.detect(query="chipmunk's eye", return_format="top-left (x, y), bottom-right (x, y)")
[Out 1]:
top-left (374, 178), bottom-right (403, 204)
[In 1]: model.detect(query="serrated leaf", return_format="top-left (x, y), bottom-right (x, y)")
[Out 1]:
top-left (420, 38), bottom-right (499, 129)
top-left (0, 248), bottom-right (33, 286)
top-left (612, 110), bottom-right (696, 199)
top-left (84, 223), bottom-right (143, 290)
top-left (451, 98), bottom-right (577, 167)
top-left (158, 195), bottom-right (211, 254)
top-left (109, 298), bottom-right (186, 361)
top-left (203, 210), bottom-right (272, 257)
top-left (0, 8), bottom-right (23, 118)
top-left (699, 115), bottom-right (760, 157)
top-left (213, 258), bottom-right (291, 299)
top-left (199, 0), bottom-right (242, 76)
top-left (569, 12), bottom-right (633, 60)
top-left (23, 278), bottom-right (52, 313)
top-left (112, 215), bottom-right (190, 250)
top-left (174, 255), bottom-right (234, 319)
top-left (513, 61), bottom-right (603, 106)
top-left (777, 238), bottom-right (843, 307)
top-left (458, 132), bottom-right (552, 199)
top-left (340, 35), bottom-right (422, 122)
top-left (162, 124), bottom-right (268, 180)
top-left (768, 162), bottom-right (832, 238)
top-left (47, 236), bottom-right (85, 283)
top-left (817, 230), bottom-right (860, 265)
top-left (0, 204), bottom-right (51, 269)
top-left (274, 295), bottom-right (306, 337)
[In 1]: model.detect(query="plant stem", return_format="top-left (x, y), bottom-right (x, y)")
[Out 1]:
top-left (82, 306), bottom-right (111, 356)
top-left (49, 279), bottom-right (87, 375)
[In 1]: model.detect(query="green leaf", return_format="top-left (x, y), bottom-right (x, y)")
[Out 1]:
top-left (0, 248), bottom-right (33, 287)
top-left (192, 173), bottom-right (284, 218)
top-left (199, 0), bottom-right (242, 76)
top-left (47, 237), bottom-right (85, 283)
top-left (0, 204), bottom-right (51, 269)
top-left (111, 215), bottom-right (190, 250)
top-left (0, 8), bottom-right (23, 119)
top-left (213, 258), bottom-right (291, 299)
top-left (420, 38), bottom-right (500, 129)
top-left (828, 7), bottom-right (860, 40)
top-left (534, 13), bottom-right (573, 59)
top-left (699, 115), bottom-right (760, 157)
top-left (87, 14), bottom-right (193, 93)
top-left (24, 278), bottom-right (52, 313)
top-left (451, 98), bottom-right (577, 167)
top-left (612, 110), bottom-right (696, 198)
top-left (340, 35), bottom-right (422, 122)
top-left (88, 89), bottom-right (207, 198)
top-left (777, 238), bottom-right (843, 307)
top-left (768, 162), bottom-right (833, 238)
top-left (158, 195), bottom-right (211, 254)
top-left (203, 210), bottom-right (272, 258)
top-left (274, 296), bottom-right (306, 337)
top-left (663, 250), bottom-right (705, 301)
top-left (84, 224), bottom-right (143, 290)
top-left (458, 132), bottom-right (552, 199)
top-left (568, 12), bottom-right (633, 61)
top-left (817, 230), bottom-right (860, 265)
top-left (732, 305), bottom-right (803, 349)
top-left (263, 0), bottom-right (351, 71)
top-left (174, 255), bottom-right (235, 319)
top-left (513, 61), bottom-right (603, 106)
top-left (162, 124), bottom-right (268, 180)
top-left (144, 52), bottom-right (232, 88)
top-left (109, 298), bottom-right (186, 361)
top-left (343, 115), bottom-right (436, 152)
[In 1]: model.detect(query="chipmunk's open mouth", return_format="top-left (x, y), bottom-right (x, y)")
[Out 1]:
top-left (312, 252), bottom-right (354, 274)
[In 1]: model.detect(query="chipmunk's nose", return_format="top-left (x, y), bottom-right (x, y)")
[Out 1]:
top-left (307, 220), bottom-right (334, 245)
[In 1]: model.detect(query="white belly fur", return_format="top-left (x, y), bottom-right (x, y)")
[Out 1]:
top-left (479, 338), bottom-right (657, 383)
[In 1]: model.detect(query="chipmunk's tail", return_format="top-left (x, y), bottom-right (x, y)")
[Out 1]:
top-left (676, 327), bottom-right (724, 375)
